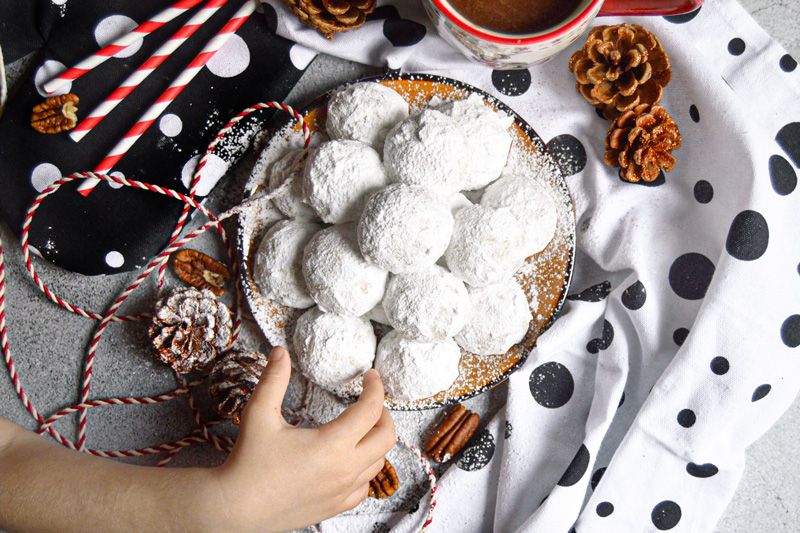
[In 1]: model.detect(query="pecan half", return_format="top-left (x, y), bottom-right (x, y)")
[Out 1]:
top-left (368, 459), bottom-right (399, 499)
top-left (31, 94), bottom-right (79, 133)
top-left (172, 249), bottom-right (231, 296)
top-left (425, 403), bottom-right (480, 463)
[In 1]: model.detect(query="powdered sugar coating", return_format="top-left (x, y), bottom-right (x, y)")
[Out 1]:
top-left (455, 279), bottom-right (533, 356)
top-left (436, 95), bottom-right (512, 190)
top-left (293, 307), bottom-right (376, 394)
top-left (365, 301), bottom-right (391, 325)
top-left (447, 192), bottom-right (473, 215)
top-left (268, 150), bottom-right (319, 221)
top-left (445, 205), bottom-right (527, 287)
top-left (303, 223), bottom-right (388, 317)
top-left (383, 109), bottom-right (469, 198)
top-left (302, 140), bottom-right (388, 224)
top-left (254, 220), bottom-right (321, 308)
top-left (383, 265), bottom-right (471, 343)
top-left (482, 174), bottom-right (557, 255)
top-left (326, 82), bottom-right (409, 152)
top-left (374, 330), bottom-right (462, 401)
top-left (358, 183), bottom-right (454, 274)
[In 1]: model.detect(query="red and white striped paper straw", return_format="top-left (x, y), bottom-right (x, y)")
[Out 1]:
top-left (43, 0), bottom-right (206, 95)
top-left (78, 0), bottom-right (256, 196)
top-left (70, 0), bottom-right (229, 142)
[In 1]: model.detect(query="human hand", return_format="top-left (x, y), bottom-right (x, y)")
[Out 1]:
top-left (206, 346), bottom-right (396, 533)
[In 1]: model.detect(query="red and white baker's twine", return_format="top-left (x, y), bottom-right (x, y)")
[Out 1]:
top-left (0, 101), bottom-right (438, 530)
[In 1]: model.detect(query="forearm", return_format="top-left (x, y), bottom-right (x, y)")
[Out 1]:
top-left (0, 417), bottom-right (220, 533)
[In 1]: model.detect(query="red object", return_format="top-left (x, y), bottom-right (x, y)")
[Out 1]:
top-left (599, 0), bottom-right (703, 16)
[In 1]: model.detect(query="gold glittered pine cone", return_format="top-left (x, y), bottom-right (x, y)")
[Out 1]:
top-left (605, 104), bottom-right (682, 183)
top-left (208, 347), bottom-right (269, 424)
top-left (149, 287), bottom-right (233, 374)
top-left (284, 0), bottom-right (376, 40)
top-left (570, 24), bottom-right (671, 120)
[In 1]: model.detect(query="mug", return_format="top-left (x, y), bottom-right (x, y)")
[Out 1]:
top-left (421, 0), bottom-right (704, 69)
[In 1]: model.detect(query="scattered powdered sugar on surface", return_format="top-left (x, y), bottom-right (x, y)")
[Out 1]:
top-left (326, 82), bottom-right (410, 152)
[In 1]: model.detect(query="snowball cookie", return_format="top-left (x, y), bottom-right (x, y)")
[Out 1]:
top-left (293, 307), bottom-right (377, 393)
top-left (268, 149), bottom-right (319, 221)
top-left (302, 140), bottom-right (388, 224)
top-left (358, 183), bottom-right (454, 274)
top-left (254, 220), bottom-right (321, 308)
top-left (444, 205), bottom-right (527, 287)
top-left (482, 174), bottom-right (557, 255)
top-left (437, 96), bottom-right (512, 190)
top-left (374, 330), bottom-right (462, 401)
top-left (383, 109), bottom-right (469, 198)
top-left (302, 223), bottom-right (388, 317)
top-left (326, 82), bottom-right (409, 152)
top-left (383, 266), bottom-right (471, 343)
top-left (455, 278), bottom-right (533, 356)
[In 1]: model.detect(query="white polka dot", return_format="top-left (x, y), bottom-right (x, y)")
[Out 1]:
top-left (95, 15), bottom-right (142, 58)
top-left (105, 251), bottom-right (125, 268)
top-left (34, 60), bottom-right (71, 97)
top-left (108, 171), bottom-right (125, 189)
top-left (159, 114), bottom-right (183, 137)
top-left (30, 163), bottom-right (63, 192)
top-left (206, 34), bottom-right (250, 78)
top-left (289, 44), bottom-right (318, 70)
top-left (181, 154), bottom-right (229, 196)
top-left (51, 0), bottom-right (67, 4)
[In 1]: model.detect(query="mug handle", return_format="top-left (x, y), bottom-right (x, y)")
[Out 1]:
top-left (598, 0), bottom-right (703, 16)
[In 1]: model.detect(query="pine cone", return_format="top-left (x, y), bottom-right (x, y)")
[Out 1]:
top-left (570, 24), bottom-right (671, 120)
top-left (208, 347), bottom-right (269, 424)
top-left (149, 287), bottom-right (233, 373)
top-left (283, 0), bottom-right (376, 40)
top-left (605, 104), bottom-right (682, 183)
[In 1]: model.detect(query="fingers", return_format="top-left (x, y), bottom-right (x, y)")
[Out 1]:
top-left (341, 483), bottom-right (370, 512)
top-left (357, 405), bottom-right (396, 462)
top-left (239, 346), bottom-right (291, 427)
top-left (355, 455), bottom-right (387, 488)
top-left (324, 369), bottom-right (386, 442)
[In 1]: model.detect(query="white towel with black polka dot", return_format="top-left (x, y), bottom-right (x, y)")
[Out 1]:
top-left (265, 0), bottom-right (800, 531)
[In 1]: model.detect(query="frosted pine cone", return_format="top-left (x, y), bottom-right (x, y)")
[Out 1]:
top-left (605, 104), bottom-right (682, 183)
top-left (149, 287), bottom-right (233, 373)
top-left (283, 0), bottom-right (376, 39)
top-left (208, 347), bottom-right (269, 424)
top-left (570, 24), bottom-right (671, 120)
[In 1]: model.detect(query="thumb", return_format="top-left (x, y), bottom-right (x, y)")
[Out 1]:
top-left (240, 346), bottom-right (291, 426)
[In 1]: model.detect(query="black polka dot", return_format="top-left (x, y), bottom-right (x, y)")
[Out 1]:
top-left (262, 3), bottom-right (278, 33)
top-left (769, 155), bottom-right (797, 196)
top-left (621, 280), bottom-right (647, 310)
top-left (587, 320), bottom-right (614, 354)
top-left (557, 444), bottom-right (590, 487)
top-left (687, 462), bottom-right (719, 478)
top-left (710, 356), bottom-right (729, 375)
top-left (529, 362), bottom-right (574, 408)
top-left (457, 429), bottom-right (495, 471)
top-left (728, 38), bottom-right (746, 56)
top-left (372, 522), bottom-right (390, 533)
top-left (596, 107), bottom-right (608, 120)
top-left (689, 104), bottom-right (700, 123)
top-left (491, 69), bottom-right (532, 97)
top-left (591, 467), bottom-right (606, 490)
top-left (383, 18), bottom-right (426, 47)
top-left (776, 122), bottom-right (800, 167)
top-left (752, 384), bottom-right (771, 402)
top-left (547, 134), bottom-right (587, 176)
top-left (663, 6), bottom-right (701, 23)
top-left (673, 327), bottom-right (690, 346)
top-left (568, 280), bottom-right (611, 302)
top-left (504, 421), bottom-right (513, 439)
top-left (619, 167), bottom-right (666, 186)
top-left (677, 409), bottom-right (696, 428)
top-left (367, 5), bottom-right (399, 19)
top-left (596, 502), bottom-right (614, 517)
top-left (781, 315), bottom-right (800, 347)
top-left (693, 180), bottom-right (713, 203)
top-left (780, 54), bottom-right (797, 73)
top-left (618, 392), bottom-right (626, 408)
top-left (652, 500), bottom-right (682, 530)
top-left (726, 210), bottom-right (769, 261)
top-left (669, 253), bottom-right (715, 300)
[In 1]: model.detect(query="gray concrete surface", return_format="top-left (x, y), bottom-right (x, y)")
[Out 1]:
top-left (0, 0), bottom-right (798, 531)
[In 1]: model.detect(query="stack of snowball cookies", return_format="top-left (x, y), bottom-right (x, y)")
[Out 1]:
top-left (254, 82), bottom-right (558, 402)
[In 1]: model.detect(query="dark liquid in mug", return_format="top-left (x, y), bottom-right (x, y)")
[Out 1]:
top-left (449, 0), bottom-right (585, 34)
